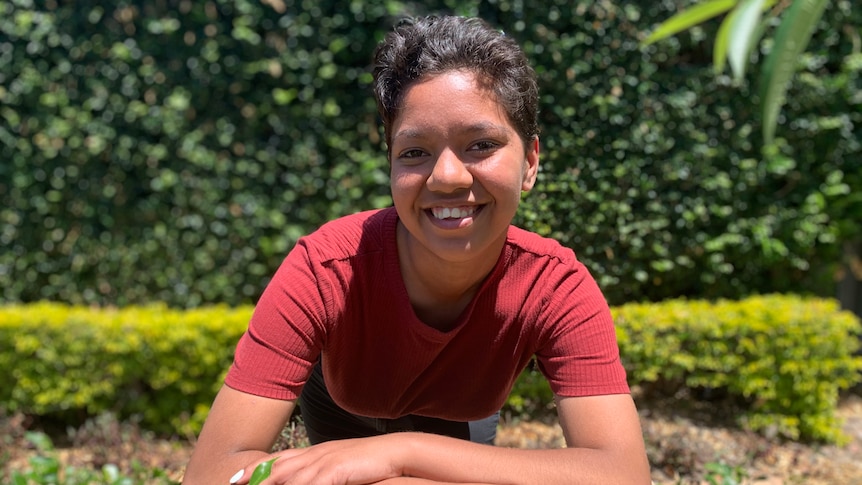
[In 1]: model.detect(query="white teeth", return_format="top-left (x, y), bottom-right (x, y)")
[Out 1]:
top-left (432, 207), bottom-right (476, 220)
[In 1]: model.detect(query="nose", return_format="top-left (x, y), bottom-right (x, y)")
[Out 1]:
top-left (427, 149), bottom-right (473, 193)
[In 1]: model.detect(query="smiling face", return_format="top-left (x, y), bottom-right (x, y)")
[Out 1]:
top-left (389, 70), bottom-right (539, 267)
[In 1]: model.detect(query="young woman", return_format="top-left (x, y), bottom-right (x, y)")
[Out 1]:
top-left (183, 15), bottom-right (650, 484)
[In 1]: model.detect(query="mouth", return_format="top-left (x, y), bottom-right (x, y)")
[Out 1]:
top-left (430, 206), bottom-right (479, 220)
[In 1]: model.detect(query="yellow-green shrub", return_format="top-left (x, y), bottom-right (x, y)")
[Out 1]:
top-left (0, 302), bottom-right (252, 436)
top-left (614, 294), bottom-right (862, 443)
top-left (2, 296), bottom-right (860, 442)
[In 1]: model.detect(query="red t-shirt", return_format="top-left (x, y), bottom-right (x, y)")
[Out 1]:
top-left (225, 207), bottom-right (628, 421)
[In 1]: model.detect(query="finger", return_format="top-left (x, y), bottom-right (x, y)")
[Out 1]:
top-left (231, 449), bottom-right (309, 485)
top-left (230, 456), bottom-right (276, 485)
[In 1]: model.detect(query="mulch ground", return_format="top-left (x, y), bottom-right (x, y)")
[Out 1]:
top-left (3, 393), bottom-right (861, 484)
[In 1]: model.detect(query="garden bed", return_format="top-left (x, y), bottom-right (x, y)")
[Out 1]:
top-left (3, 393), bottom-right (861, 484)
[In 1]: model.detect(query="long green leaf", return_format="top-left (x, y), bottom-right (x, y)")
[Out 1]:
top-left (727, 0), bottom-right (768, 81)
top-left (643, 0), bottom-right (738, 45)
top-left (714, 7), bottom-right (739, 73)
top-left (715, 0), bottom-right (779, 75)
top-left (760, 0), bottom-right (829, 144)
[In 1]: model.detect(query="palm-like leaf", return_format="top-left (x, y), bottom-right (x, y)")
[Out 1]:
top-left (643, 0), bottom-right (737, 45)
top-left (759, 0), bottom-right (829, 143)
top-left (726, 0), bottom-right (769, 81)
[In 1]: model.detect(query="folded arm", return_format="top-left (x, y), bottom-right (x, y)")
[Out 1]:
top-left (387, 393), bottom-right (650, 484)
top-left (212, 391), bottom-right (649, 485)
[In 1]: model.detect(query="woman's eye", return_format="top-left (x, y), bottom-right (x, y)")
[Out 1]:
top-left (470, 140), bottom-right (499, 152)
top-left (399, 149), bottom-right (426, 159)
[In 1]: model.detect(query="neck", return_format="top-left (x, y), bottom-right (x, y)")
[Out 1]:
top-left (396, 223), bottom-right (502, 301)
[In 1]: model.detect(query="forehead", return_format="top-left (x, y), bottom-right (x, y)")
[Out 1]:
top-left (401, 70), bottom-right (497, 104)
top-left (393, 71), bottom-right (512, 136)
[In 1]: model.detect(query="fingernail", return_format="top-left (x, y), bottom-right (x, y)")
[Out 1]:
top-left (229, 469), bottom-right (244, 484)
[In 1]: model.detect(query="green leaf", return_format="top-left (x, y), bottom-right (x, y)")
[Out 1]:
top-left (103, 463), bottom-right (121, 482)
top-left (726, 0), bottom-right (768, 82)
top-left (715, 0), bottom-right (777, 75)
top-left (714, 8), bottom-right (737, 73)
top-left (760, 0), bottom-right (829, 144)
top-left (25, 431), bottom-right (55, 452)
top-left (249, 458), bottom-right (278, 485)
top-left (643, 0), bottom-right (738, 45)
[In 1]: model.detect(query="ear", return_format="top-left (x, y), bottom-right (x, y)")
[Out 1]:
top-left (521, 136), bottom-right (540, 191)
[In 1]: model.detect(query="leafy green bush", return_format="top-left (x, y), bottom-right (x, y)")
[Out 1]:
top-left (3, 296), bottom-right (859, 442)
top-left (0, 302), bottom-right (250, 436)
top-left (615, 294), bottom-right (862, 443)
top-left (510, 0), bottom-right (861, 303)
top-left (1, 1), bottom-right (859, 308)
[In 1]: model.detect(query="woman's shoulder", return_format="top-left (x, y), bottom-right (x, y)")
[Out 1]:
top-left (314, 207), bottom-right (393, 234)
top-left (502, 225), bottom-right (601, 291)
top-left (299, 207), bottom-right (396, 262)
top-left (505, 225), bottom-right (578, 264)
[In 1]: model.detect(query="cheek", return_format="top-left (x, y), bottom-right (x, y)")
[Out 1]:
top-left (389, 171), bottom-right (418, 201)
top-left (389, 169), bottom-right (407, 188)
top-left (484, 169), bottom-right (524, 192)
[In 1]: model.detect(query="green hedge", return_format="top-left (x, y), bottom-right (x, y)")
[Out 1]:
top-left (3, 295), bottom-right (860, 442)
top-left (0, 302), bottom-right (249, 436)
top-left (615, 295), bottom-right (862, 443)
top-left (1, 0), bottom-right (860, 308)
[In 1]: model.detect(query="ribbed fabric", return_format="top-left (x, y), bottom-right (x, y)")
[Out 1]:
top-left (225, 207), bottom-right (629, 421)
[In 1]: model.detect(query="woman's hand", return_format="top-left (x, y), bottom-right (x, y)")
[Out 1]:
top-left (231, 434), bottom-right (406, 485)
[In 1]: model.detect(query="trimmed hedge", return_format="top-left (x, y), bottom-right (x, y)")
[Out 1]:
top-left (0, 302), bottom-right (249, 436)
top-left (1, 1), bottom-right (860, 308)
top-left (614, 295), bottom-right (862, 443)
top-left (3, 295), bottom-right (861, 442)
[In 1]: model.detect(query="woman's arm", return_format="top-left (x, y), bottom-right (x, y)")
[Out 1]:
top-left (554, 393), bottom-right (651, 482)
top-left (232, 393), bottom-right (650, 485)
top-left (182, 385), bottom-right (296, 484)
top-left (396, 393), bottom-right (650, 484)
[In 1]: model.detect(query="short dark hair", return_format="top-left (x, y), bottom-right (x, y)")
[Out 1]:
top-left (373, 15), bottom-right (539, 151)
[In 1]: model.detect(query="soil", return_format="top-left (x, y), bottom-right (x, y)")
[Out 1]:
top-left (2, 393), bottom-right (861, 484)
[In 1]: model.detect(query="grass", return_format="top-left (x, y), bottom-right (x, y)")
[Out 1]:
top-left (7, 431), bottom-right (179, 485)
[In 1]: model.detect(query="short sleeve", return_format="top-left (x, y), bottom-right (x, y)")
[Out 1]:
top-left (533, 261), bottom-right (629, 397)
top-left (224, 239), bottom-right (328, 400)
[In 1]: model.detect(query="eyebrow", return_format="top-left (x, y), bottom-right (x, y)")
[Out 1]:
top-left (392, 121), bottom-right (510, 142)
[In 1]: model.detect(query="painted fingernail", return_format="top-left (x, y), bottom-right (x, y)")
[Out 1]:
top-left (229, 469), bottom-right (244, 484)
